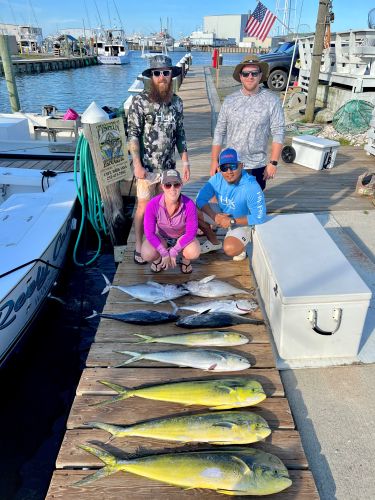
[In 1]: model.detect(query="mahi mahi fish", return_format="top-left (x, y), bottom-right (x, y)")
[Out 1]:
top-left (101, 274), bottom-right (189, 303)
top-left (93, 378), bottom-right (266, 409)
top-left (179, 299), bottom-right (258, 315)
top-left (86, 410), bottom-right (271, 444)
top-left (182, 275), bottom-right (249, 298)
top-left (176, 312), bottom-right (264, 328)
top-left (86, 307), bottom-right (178, 325)
top-left (74, 445), bottom-right (292, 495)
top-left (114, 348), bottom-right (250, 371)
top-left (129, 330), bottom-right (249, 346)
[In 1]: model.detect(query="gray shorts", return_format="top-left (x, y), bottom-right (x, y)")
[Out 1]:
top-left (225, 226), bottom-right (253, 246)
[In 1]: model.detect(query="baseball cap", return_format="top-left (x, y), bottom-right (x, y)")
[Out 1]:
top-left (161, 169), bottom-right (182, 184)
top-left (218, 148), bottom-right (241, 166)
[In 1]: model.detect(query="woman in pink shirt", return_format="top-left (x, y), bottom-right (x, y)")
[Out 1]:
top-left (141, 169), bottom-right (200, 273)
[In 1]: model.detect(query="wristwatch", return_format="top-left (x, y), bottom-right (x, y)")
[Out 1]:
top-left (230, 218), bottom-right (236, 226)
top-left (269, 160), bottom-right (278, 166)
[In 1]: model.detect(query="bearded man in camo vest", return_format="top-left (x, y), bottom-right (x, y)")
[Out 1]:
top-left (127, 55), bottom-right (190, 264)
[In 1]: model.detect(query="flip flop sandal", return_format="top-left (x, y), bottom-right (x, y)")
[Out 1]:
top-left (180, 261), bottom-right (193, 274)
top-left (151, 257), bottom-right (164, 273)
top-left (134, 250), bottom-right (147, 265)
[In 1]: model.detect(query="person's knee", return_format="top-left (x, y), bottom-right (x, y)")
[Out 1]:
top-left (141, 241), bottom-right (158, 262)
top-left (183, 240), bottom-right (201, 260)
top-left (223, 238), bottom-right (243, 257)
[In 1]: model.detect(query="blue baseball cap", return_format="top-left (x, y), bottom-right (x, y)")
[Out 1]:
top-left (218, 148), bottom-right (241, 166)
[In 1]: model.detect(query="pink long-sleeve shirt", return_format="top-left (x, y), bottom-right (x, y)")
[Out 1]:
top-left (144, 193), bottom-right (198, 258)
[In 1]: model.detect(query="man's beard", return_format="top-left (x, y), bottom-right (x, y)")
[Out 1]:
top-left (149, 78), bottom-right (173, 104)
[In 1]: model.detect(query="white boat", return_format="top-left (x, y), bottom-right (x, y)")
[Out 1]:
top-left (0, 167), bottom-right (78, 364)
top-left (141, 39), bottom-right (168, 59)
top-left (98, 29), bottom-right (131, 65)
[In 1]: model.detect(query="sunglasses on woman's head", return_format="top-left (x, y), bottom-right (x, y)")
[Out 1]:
top-left (164, 182), bottom-right (182, 189)
top-left (219, 163), bottom-right (239, 172)
top-left (241, 70), bottom-right (261, 78)
top-left (152, 69), bottom-right (172, 77)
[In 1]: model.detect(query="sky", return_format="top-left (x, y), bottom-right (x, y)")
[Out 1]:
top-left (0, 0), bottom-right (374, 38)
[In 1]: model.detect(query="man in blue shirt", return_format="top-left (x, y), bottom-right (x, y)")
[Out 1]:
top-left (196, 148), bottom-right (266, 261)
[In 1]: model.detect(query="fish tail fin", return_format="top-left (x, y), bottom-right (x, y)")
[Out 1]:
top-left (85, 310), bottom-right (98, 319)
top-left (245, 318), bottom-right (264, 325)
top-left (114, 350), bottom-right (143, 367)
top-left (101, 274), bottom-right (112, 295)
top-left (133, 333), bottom-right (155, 343)
top-left (73, 445), bottom-right (120, 487)
top-left (85, 421), bottom-right (127, 437)
top-left (89, 380), bottom-right (131, 407)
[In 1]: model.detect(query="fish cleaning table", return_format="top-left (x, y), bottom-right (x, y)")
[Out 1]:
top-left (46, 235), bottom-right (318, 499)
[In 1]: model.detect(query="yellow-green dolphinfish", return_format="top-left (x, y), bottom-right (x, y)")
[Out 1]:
top-left (94, 378), bottom-right (266, 410)
top-left (74, 445), bottom-right (292, 495)
top-left (87, 410), bottom-right (271, 444)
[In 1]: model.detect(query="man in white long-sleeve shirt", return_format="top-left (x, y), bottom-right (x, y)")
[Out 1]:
top-left (210, 55), bottom-right (285, 190)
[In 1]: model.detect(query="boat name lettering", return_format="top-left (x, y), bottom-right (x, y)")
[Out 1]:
top-left (0, 263), bottom-right (51, 330)
top-left (53, 219), bottom-right (71, 261)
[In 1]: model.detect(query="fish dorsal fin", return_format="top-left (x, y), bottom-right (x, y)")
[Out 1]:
top-left (200, 275), bottom-right (216, 284)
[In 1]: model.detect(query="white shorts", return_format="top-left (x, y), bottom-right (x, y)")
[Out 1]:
top-left (136, 171), bottom-right (162, 200)
top-left (225, 226), bottom-right (253, 246)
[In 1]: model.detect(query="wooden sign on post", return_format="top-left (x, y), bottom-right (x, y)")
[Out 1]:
top-left (84, 117), bottom-right (133, 262)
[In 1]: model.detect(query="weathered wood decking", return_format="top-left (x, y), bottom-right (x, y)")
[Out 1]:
top-left (2, 66), bottom-right (373, 498)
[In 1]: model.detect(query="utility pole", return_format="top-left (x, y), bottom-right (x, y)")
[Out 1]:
top-left (0, 35), bottom-right (21, 112)
top-left (305, 0), bottom-right (330, 122)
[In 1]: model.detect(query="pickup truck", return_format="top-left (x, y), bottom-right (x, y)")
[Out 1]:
top-left (260, 41), bottom-right (299, 91)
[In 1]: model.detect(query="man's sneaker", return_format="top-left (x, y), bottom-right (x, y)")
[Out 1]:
top-left (233, 250), bottom-right (247, 261)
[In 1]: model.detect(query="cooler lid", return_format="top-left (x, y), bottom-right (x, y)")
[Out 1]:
top-left (292, 135), bottom-right (340, 148)
top-left (254, 214), bottom-right (372, 304)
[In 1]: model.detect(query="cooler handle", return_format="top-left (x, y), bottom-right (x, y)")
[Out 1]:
top-left (308, 308), bottom-right (342, 335)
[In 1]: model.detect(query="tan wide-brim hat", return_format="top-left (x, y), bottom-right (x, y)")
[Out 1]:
top-left (233, 55), bottom-right (269, 83)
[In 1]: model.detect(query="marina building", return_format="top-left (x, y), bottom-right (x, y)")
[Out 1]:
top-left (203, 14), bottom-right (248, 44)
top-left (0, 23), bottom-right (43, 53)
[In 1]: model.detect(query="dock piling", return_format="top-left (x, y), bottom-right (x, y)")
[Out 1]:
top-left (0, 34), bottom-right (21, 112)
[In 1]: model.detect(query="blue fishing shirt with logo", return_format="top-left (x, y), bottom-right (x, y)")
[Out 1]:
top-left (196, 170), bottom-right (266, 225)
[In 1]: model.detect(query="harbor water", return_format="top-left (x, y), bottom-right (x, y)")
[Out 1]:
top-left (0, 51), bottom-right (249, 113)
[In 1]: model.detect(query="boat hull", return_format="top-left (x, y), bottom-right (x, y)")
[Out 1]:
top-left (98, 54), bottom-right (131, 65)
top-left (0, 169), bottom-right (77, 364)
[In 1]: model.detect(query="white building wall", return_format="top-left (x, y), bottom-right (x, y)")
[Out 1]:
top-left (204, 14), bottom-right (248, 44)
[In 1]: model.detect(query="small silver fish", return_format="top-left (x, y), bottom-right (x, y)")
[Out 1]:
top-left (101, 274), bottom-right (189, 303)
top-left (179, 299), bottom-right (258, 315)
top-left (115, 348), bottom-right (251, 371)
top-left (183, 275), bottom-right (248, 298)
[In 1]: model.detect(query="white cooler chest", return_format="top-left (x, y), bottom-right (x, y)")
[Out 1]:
top-left (292, 135), bottom-right (340, 170)
top-left (252, 213), bottom-right (371, 365)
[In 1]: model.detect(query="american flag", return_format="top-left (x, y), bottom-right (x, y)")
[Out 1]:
top-left (244, 2), bottom-right (277, 42)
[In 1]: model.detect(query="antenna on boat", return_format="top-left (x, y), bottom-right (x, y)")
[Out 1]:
top-left (113, 0), bottom-right (125, 31)
top-left (94, 0), bottom-right (104, 30)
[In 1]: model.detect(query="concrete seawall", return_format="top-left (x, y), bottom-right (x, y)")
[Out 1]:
top-left (0, 56), bottom-right (98, 76)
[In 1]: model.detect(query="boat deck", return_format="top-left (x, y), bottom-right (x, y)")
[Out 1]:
top-left (2, 66), bottom-right (373, 498)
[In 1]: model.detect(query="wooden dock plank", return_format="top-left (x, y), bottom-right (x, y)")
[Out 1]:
top-left (93, 324), bottom-right (269, 344)
top-left (86, 342), bottom-right (274, 369)
top-left (75, 368), bottom-right (283, 396)
top-left (67, 396), bottom-right (294, 431)
top-left (46, 469), bottom-right (319, 499)
top-left (57, 429), bottom-right (308, 469)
